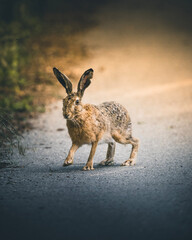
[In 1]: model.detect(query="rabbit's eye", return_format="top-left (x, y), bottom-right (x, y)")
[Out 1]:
top-left (75, 100), bottom-right (80, 105)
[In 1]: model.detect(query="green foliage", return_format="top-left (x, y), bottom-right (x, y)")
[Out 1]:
top-left (0, 3), bottom-right (41, 113)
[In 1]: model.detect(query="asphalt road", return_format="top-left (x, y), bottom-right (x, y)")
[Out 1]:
top-left (0, 2), bottom-right (192, 240)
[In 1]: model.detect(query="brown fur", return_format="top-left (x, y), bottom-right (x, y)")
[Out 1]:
top-left (53, 67), bottom-right (139, 170)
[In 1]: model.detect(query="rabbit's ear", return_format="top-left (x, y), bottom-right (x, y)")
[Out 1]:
top-left (77, 68), bottom-right (93, 97)
top-left (53, 67), bottom-right (73, 95)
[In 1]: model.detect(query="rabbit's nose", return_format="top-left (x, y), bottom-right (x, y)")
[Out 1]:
top-left (64, 114), bottom-right (69, 119)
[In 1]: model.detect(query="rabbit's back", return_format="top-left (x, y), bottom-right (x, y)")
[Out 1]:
top-left (97, 101), bottom-right (132, 132)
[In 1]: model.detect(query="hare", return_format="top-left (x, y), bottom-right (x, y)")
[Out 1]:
top-left (53, 67), bottom-right (139, 170)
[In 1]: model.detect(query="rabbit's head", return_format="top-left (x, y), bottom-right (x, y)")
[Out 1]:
top-left (53, 67), bottom-right (93, 120)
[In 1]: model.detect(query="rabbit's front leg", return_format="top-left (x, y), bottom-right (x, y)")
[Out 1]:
top-left (63, 143), bottom-right (79, 166)
top-left (83, 141), bottom-right (98, 171)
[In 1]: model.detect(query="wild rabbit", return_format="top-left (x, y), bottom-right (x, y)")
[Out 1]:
top-left (53, 67), bottom-right (139, 170)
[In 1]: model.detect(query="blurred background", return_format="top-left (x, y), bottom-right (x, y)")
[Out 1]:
top-left (0, 0), bottom-right (191, 114)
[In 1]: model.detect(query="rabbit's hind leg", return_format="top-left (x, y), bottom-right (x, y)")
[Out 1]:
top-left (121, 137), bottom-right (139, 166)
top-left (99, 142), bottom-right (116, 166)
top-left (112, 131), bottom-right (139, 166)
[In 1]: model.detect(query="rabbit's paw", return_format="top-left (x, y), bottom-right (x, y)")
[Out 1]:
top-left (82, 163), bottom-right (94, 171)
top-left (121, 159), bottom-right (135, 166)
top-left (99, 159), bottom-right (114, 166)
top-left (63, 158), bottom-right (73, 167)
